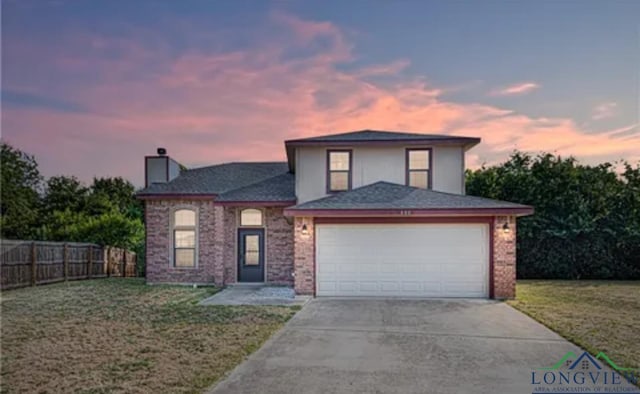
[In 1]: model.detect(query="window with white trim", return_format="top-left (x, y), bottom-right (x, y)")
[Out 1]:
top-left (173, 209), bottom-right (196, 267)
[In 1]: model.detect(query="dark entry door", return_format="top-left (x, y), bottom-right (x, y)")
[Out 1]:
top-left (238, 229), bottom-right (265, 282)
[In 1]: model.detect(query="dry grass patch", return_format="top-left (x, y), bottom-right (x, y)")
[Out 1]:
top-left (1, 279), bottom-right (298, 393)
top-left (508, 280), bottom-right (639, 371)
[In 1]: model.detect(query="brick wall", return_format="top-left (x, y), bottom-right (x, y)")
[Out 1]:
top-left (145, 199), bottom-right (218, 285)
top-left (492, 215), bottom-right (517, 299)
top-left (145, 201), bottom-right (295, 286)
top-left (265, 208), bottom-right (295, 285)
top-left (148, 203), bottom-right (515, 298)
top-left (293, 217), bottom-right (315, 295)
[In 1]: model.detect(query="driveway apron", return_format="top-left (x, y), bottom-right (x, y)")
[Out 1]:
top-left (208, 298), bottom-right (635, 394)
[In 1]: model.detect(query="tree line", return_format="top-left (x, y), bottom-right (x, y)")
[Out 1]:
top-left (1, 142), bottom-right (145, 274)
top-left (467, 152), bottom-right (640, 279)
top-left (2, 142), bottom-right (638, 279)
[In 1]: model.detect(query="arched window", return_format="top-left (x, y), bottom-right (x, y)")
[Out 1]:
top-left (173, 209), bottom-right (197, 267)
top-left (240, 209), bottom-right (263, 226)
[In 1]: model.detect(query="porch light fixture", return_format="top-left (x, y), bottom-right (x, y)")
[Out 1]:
top-left (301, 224), bottom-right (309, 235)
top-left (502, 222), bottom-right (511, 233)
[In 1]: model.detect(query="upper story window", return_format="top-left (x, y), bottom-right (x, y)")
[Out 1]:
top-left (240, 208), bottom-right (263, 226)
top-left (173, 209), bottom-right (197, 267)
top-left (406, 148), bottom-right (431, 189)
top-left (327, 150), bottom-right (352, 192)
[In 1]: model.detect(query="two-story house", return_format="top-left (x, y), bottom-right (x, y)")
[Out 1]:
top-left (138, 130), bottom-right (533, 298)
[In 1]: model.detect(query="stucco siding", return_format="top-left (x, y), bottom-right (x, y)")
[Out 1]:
top-left (296, 147), bottom-right (326, 204)
top-left (432, 145), bottom-right (464, 195)
top-left (295, 145), bottom-right (465, 203)
top-left (352, 147), bottom-right (406, 188)
top-left (146, 157), bottom-right (167, 185)
top-left (168, 158), bottom-right (182, 182)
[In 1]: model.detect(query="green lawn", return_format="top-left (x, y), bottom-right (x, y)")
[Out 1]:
top-left (508, 280), bottom-right (640, 372)
top-left (0, 279), bottom-right (298, 394)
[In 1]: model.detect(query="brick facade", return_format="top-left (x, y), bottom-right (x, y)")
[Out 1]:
top-left (293, 217), bottom-right (315, 295)
top-left (147, 203), bottom-right (517, 298)
top-left (145, 199), bottom-right (218, 285)
top-left (265, 208), bottom-right (295, 285)
top-left (492, 215), bottom-right (517, 299)
top-left (145, 201), bottom-right (294, 286)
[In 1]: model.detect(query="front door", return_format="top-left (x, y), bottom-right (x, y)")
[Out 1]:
top-left (238, 228), bottom-right (265, 282)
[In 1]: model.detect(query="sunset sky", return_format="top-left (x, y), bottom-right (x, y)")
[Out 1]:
top-left (2, 0), bottom-right (639, 186)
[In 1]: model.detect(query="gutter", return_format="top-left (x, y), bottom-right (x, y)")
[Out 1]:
top-left (136, 194), bottom-right (218, 200)
top-left (283, 207), bottom-right (535, 217)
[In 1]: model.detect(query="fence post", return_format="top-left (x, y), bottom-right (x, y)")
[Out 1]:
top-left (106, 246), bottom-right (111, 277)
top-left (31, 242), bottom-right (37, 286)
top-left (132, 253), bottom-right (136, 277)
top-left (63, 243), bottom-right (69, 280)
top-left (122, 251), bottom-right (126, 277)
top-left (120, 251), bottom-right (125, 277)
top-left (87, 245), bottom-right (93, 279)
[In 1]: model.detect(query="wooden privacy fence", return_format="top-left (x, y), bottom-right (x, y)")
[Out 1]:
top-left (0, 240), bottom-right (136, 290)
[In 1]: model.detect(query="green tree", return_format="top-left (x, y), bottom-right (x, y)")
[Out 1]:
top-left (41, 175), bottom-right (146, 275)
top-left (1, 143), bottom-right (146, 275)
top-left (43, 209), bottom-right (89, 242)
top-left (43, 176), bottom-right (88, 214)
top-left (0, 142), bottom-right (43, 239)
top-left (90, 177), bottom-right (140, 217)
top-left (467, 152), bottom-right (640, 280)
top-left (45, 209), bottom-right (144, 251)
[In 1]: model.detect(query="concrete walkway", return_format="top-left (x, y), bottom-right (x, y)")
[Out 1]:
top-left (199, 285), bottom-right (311, 306)
top-left (208, 298), bottom-right (637, 394)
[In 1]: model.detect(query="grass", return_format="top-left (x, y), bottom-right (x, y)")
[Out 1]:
top-left (508, 280), bottom-right (640, 372)
top-left (0, 279), bottom-right (298, 394)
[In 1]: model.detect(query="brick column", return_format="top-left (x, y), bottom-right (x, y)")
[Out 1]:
top-left (293, 216), bottom-right (315, 295)
top-left (222, 208), bottom-right (237, 284)
top-left (493, 216), bottom-right (517, 299)
top-left (212, 205), bottom-right (226, 285)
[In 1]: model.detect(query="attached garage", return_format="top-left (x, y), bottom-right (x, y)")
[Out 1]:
top-left (315, 223), bottom-right (490, 298)
top-left (285, 181), bottom-right (534, 299)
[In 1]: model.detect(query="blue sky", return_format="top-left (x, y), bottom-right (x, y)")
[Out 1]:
top-left (2, 0), bottom-right (639, 185)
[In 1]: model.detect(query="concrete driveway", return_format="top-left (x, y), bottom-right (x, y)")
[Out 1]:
top-left (208, 299), bottom-right (626, 394)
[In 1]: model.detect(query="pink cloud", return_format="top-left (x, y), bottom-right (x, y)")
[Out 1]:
top-left (490, 82), bottom-right (540, 96)
top-left (2, 13), bottom-right (638, 187)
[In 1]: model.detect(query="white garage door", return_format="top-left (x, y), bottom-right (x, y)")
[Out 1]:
top-left (316, 223), bottom-right (489, 298)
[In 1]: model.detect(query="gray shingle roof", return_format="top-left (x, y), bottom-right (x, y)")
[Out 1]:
top-left (287, 181), bottom-right (533, 211)
top-left (137, 162), bottom-right (291, 197)
top-left (216, 172), bottom-right (295, 202)
top-left (285, 130), bottom-right (480, 144)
